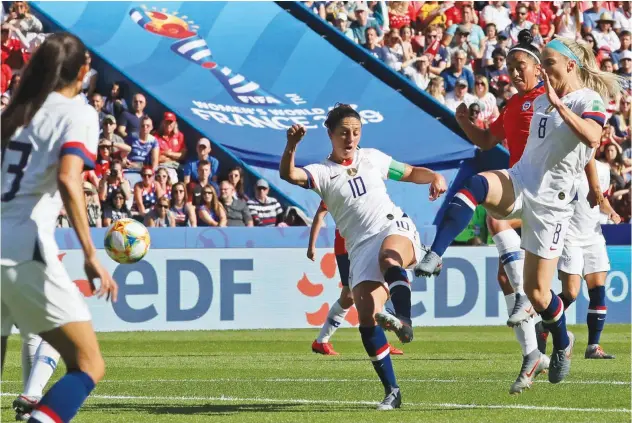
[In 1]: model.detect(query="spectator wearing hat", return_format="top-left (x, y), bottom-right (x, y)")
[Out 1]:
top-left (593, 12), bottom-right (621, 52)
top-left (612, 30), bottom-right (631, 69)
top-left (219, 180), bottom-right (253, 227)
top-left (447, 25), bottom-right (481, 71)
top-left (364, 27), bottom-right (388, 62)
top-left (183, 137), bottom-right (220, 185)
top-left (350, 2), bottom-right (382, 45)
top-left (122, 115), bottom-right (159, 172)
top-left (446, 5), bottom-right (485, 51)
top-left (481, 1), bottom-right (511, 33)
top-left (247, 179), bottom-right (285, 227)
top-left (155, 112), bottom-right (187, 165)
top-left (505, 4), bottom-right (532, 46)
top-left (444, 78), bottom-right (477, 112)
top-left (440, 49), bottom-right (474, 93)
top-left (333, 12), bottom-right (354, 40)
top-left (99, 114), bottom-right (128, 157)
top-left (89, 93), bottom-right (106, 127)
top-left (83, 182), bottom-right (102, 228)
top-left (583, 1), bottom-right (609, 34)
top-left (614, 2), bottom-right (632, 35)
top-left (616, 50), bottom-right (632, 92)
top-left (117, 93), bottom-right (146, 138)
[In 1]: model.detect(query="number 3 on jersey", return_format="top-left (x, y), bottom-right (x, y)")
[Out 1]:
top-left (2, 141), bottom-right (33, 202)
top-left (348, 176), bottom-right (366, 198)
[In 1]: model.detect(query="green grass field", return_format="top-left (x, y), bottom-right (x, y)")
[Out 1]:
top-left (1, 325), bottom-right (630, 422)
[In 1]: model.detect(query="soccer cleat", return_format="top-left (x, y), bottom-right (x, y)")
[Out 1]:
top-left (549, 331), bottom-right (574, 384)
top-left (506, 293), bottom-right (536, 327)
top-left (376, 387), bottom-right (402, 410)
top-left (413, 250), bottom-right (442, 277)
top-left (13, 395), bottom-right (39, 421)
top-left (389, 345), bottom-right (404, 355)
top-left (375, 312), bottom-right (414, 344)
top-left (311, 340), bottom-right (339, 355)
top-left (535, 321), bottom-right (549, 355)
top-left (509, 350), bottom-right (550, 395)
top-left (585, 344), bottom-right (615, 359)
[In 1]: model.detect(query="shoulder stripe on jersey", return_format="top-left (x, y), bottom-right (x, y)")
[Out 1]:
top-left (60, 141), bottom-right (96, 170)
top-left (301, 167), bottom-right (315, 190)
top-left (581, 111), bottom-right (606, 127)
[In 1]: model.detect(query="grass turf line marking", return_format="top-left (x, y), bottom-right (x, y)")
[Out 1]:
top-left (1, 392), bottom-right (629, 413)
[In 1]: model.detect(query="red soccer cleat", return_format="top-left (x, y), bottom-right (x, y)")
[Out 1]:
top-left (389, 344), bottom-right (404, 355)
top-left (312, 340), bottom-right (339, 355)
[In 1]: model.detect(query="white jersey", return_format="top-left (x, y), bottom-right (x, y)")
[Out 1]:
top-left (565, 160), bottom-right (610, 247)
top-left (513, 88), bottom-right (604, 210)
top-left (1, 92), bottom-right (98, 265)
top-left (303, 148), bottom-right (403, 252)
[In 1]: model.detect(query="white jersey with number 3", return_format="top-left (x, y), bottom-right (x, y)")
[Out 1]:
top-left (303, 148), bottom-right (403, 252)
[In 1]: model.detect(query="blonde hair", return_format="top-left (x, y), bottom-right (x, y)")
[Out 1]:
top-left (475, 75), bottom-right (489, 97)
top-left (426, 77), bottom-right (445, 100)
top-left (552, 37), bottom-right (625, 101)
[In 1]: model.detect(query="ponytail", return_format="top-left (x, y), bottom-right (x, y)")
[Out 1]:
top-left (1, 33), bottom-right (86, 148)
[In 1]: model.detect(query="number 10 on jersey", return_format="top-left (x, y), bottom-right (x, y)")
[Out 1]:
top-left (348, 176), bottom-right (366, 198)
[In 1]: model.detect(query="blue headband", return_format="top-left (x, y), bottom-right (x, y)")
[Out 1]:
top-left (546, 39), bottom-right (583, 68)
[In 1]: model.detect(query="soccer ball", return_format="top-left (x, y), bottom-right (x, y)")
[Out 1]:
top-left (104, 219), bottom-right (151, 264)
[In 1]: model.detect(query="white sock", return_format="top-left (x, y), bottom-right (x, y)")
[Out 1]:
top-left (493, 230), bottom-right (525, 295)
top-left (316, 300), bottom-right (349, 343)
top-left (21, 334), bottom-right (40, 391)
top-left (505, 294), bottom-right (538, 356)
top-left (23, 340), bottom-right (60, 397)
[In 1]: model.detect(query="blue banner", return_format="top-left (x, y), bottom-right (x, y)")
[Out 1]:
top-left (33, 1), bottom-right (475, 169)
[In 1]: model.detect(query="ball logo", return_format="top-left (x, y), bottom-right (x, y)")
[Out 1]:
top-left (522, 101), bottom-right (532, 112)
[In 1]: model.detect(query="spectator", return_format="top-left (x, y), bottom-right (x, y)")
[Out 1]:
top-left (122, 116), bottom-right (159, 171)
top-left (1, 24), bottom-right (23, 70)
top-left (170, 182), bottom-right (197, 227)
top-left (102, 190), bottom-right (132, 226)
top-left (423, 24), bottom-right (449, 76)
top-left (118, 93), bottom-right (146, 138)
top-left (593, 12), bottom-right (621, 52)
top-left (187, 160), bottom-right (215, 206)
top-left (104, 81), bottom-right (128, 118)
top-left (444, 78), bottom-right (476, 112)
top-left (473, 75), bottom-right (499, 126)
top-left (468, 103), bottom-right (486, 129)
top-left (145, 195), bottom-right (176, 228)
top-left (481, 1), bottom-right (511, 32)
top-left (446, 5), bottom-right (485, 51)
top-left (495, 74), bottom-right (516, 109)
top-left (383, 28), bottom-right (407, 71)
top-left (529, 24), bottom-right (545, 49)
top-left (484, 47), bottom-right (508, 96)
top-left (444, 2), bottom-right (465, 28)
top-left (304, 1), bottom-right (326, 20)
top-left (602, 141), bottom-right (631, 190)
top-left (98, 159), bottom-right (132, 204)
top-left (0, 93), bottom-right (9, 111)
top-left (555, 1), bottom-right (582, 40)
top-left (197, 185), bottom-right (226, 227)
top-left (183, 137), bottom-right (220, 185)
top-left (132, 167), bottom-right (158, 220)
top-left (612, 30), bottom-right (630, 69)
top-left (1, 62), bottom-right (11, 93)
top-left (227, 166), bottom-right (249, 201)
top-left (351, 2), bottom-right (382, 45)
top-left (387, 1), bottom-right (410, 30)
top-left (583, 33), bottom-right (599, 55)
top-left (99, 115), bottom-right (130, 159)
top-left (4, 2), bottom-right (42, 34)
top-left (418, 1), bottom-right (448, 28)
top-left (601, 57), bottom-right (615, 73)
top-left (614, 2), bottom-right (632, 35)
top-left (83, 182), bottom-right (102, 228)
top-left (505, 4), bottom-right (532, 46)
top-left (333, 12), bottom-right (353, 40)
top-left (400, 25), bottom-right (414, 60)
top-left (154, 111), bottom-right (187, 171)
top-left (90, 93), bottom-right (106, 126)
top-left (616, 50), bottom-right (632, 92)
top-left (402, 55), bottom-right (432, 90)
top-left (447, 25), bottom-right (481, 70)
top-left (219, 180), bottom-right (253, 227)
top-left (426, 76), bottom-right (445, 104)
top-left (247, 179), bottom-right (285, 227)
top-left (481, 23), bottom-right (499, 66)
top-left (526, 1), bottom-right (555, 43)
top-left (440, 50), bottom-right (474, 93)
top-left (81, 51), bottom-right (98, 98)
top-left (364, 27), bottom-right (387, 61)
top-left (583, 1), bottom-right (609, 34)
top-left (155, 167), bottom-right (173, 200)
top-left (610, 96), bottom-right (631, 146)
top-left (89, 139), bottom-right (114, 183)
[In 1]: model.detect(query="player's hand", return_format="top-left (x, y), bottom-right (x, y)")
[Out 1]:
top-left (429, 173), bottom-right (447, 201)
top-left (541, 69), bottom-right (563, 110)
top-left (307, 247), bottom-right (316, 261)
top-left (599, 199), bottom-right (621, 224)
top-left (287, 124), bottom-right (306, 147)
top-left (84, 255), bottom-right (118, 302)
top-left (455, 103), bottom-right (469, 124)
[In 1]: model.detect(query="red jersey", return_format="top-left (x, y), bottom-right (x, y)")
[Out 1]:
top-left (154, 131), bottom-right (185, 154)
top-left (319, 200), bottom-right (347, 255)
top-left (489, 83), bottom-right (545, 167)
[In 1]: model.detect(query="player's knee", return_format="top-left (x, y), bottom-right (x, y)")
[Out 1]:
top-left (564, 283), bottom-right (580, 302)
top-left (460, 174), bottom-right (490, 205)
top-left (378, 251), bottom-right (401, 271)
top-left (525, 286), bottom-right (549, 311)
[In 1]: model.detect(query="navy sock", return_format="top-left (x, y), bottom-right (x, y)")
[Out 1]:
top-left (383, 266), bottom-right (411, 320)
top-left (587, 286), bottom-right (606, 345)
top-left (29, 370), bottom-right (95, 423)
top-left (537, 290), bottom-right (570, 350)
top-left (557, 292), bottom-right (575, 310)
top-left (359, 326), bottom-right (398, 393)
top-left (431, 175), bottom-right (489, 256)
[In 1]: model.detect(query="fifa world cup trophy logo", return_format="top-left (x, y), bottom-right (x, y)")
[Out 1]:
top-left (130, 6), bottom-right (285, 106)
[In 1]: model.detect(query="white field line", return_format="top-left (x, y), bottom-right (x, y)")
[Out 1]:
top-left (2, 377), bottom-right (629, 385)
top-left (0, 392), bottom-right (629, 413)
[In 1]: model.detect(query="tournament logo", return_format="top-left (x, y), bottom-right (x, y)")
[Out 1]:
top-left (522, 101), bottom-right (532, 112)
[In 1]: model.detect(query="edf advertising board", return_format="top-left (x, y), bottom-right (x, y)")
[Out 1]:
top-left (55, 228), bottom-right (631, 332)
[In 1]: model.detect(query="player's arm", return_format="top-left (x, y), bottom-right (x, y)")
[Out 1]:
top-left (394, 161), bottom-right (447, 201)
top-left (280, 124), bottom-right (311, 188)
top-left (455, 103), bottom-right (503, 150)
top-left (308, 203), bottom-right (328, 261)
top-left (585, 155), bottom-right (621, 222)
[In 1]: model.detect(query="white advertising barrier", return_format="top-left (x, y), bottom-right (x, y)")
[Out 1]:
top-left (57, 246), bottom-right (630, 331)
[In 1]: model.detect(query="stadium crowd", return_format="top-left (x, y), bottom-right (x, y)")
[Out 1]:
top-left (1, 1), bottom-right (630, 229)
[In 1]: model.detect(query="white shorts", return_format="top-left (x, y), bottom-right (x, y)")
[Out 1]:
top-left (348, 215), bottom-right (422, 289)
top-left (558, 242), bottom-right (610, 276)
top-left (493, 169), bottom-right (576, 260)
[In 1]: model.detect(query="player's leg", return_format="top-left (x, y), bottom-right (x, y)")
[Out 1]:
top-left (375, 233), bottom-right (417, 344)
top-left (353, 281), bottom-right (401, 410)
top-left (1, 336), bottom-right (7, 374)
top-left (583, 242), bottom-right (614, 359)
top-left (417, 170), bottom-right (518, 276)
top-left (21, 334), bottom-right (40, 389)
top-left (312, 253), bottom-right (353, 355)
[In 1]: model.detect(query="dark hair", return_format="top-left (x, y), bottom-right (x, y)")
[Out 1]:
top-left (198, 159), bottom-right (211, 169)
top-left (621, 30), bottom-right (631, 38)
top-left (2, 33), bottom-right (87, 146)
top-left (508, 29), bottom-right (541, 63)
top-left (324, 103), bottom-right (361, 131)
top-left (227, 166), bottom-right (247, 199)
